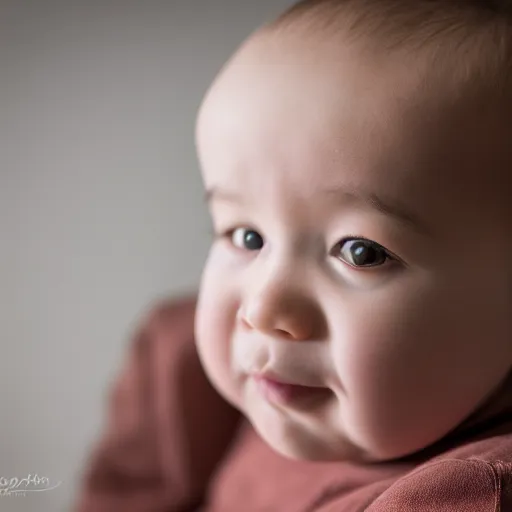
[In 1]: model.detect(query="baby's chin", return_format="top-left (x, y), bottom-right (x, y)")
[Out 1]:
top-left (241, 388), bottom-right (437, 463)
top-left (248, 411), bottom-right (367, 462)
top-left (242, 392), bottom-right (367, 463)
top-left (229, 380), bottom-right (441, 463)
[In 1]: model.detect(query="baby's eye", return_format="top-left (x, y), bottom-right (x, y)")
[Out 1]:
top-left (334, 238), bottom-right (390, 268)
top-left (231, 227), bottom-right (264, 251)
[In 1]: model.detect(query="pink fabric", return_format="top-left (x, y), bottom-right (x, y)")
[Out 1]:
top-left (74, 296), bottom-right (512, 511)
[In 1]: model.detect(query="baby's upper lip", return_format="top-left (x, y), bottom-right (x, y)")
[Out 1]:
top-left (251, 370), bottom-right (326, 389)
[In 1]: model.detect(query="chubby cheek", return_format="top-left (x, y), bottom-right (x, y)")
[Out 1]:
top-left (335, 280), bottom-right (511, 459)
top-left (194, 251), bottom-right (242, 408)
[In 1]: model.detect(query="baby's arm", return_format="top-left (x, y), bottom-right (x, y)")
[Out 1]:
top-left (74, 296), bottom-right (241, 512)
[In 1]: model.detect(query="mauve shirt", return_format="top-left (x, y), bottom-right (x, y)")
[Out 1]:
top-left (74, 296), bottom-right (512, 511)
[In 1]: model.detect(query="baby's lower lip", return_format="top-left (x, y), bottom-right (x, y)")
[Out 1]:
top-left (252, 375), bottom-right (329, 407)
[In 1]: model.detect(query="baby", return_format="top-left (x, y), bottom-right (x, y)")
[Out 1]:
top-left (76, 0), bottom-right (512, 510)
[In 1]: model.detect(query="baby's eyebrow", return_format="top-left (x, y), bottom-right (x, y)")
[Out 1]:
top-left (205, 185), bottom-right (432, 238)
top-left (322, 186), bottom-right (432, 238)
top-left (204, 187), bottom-right (239, 206)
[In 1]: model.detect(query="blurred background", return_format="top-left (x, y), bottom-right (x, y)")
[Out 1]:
top-left (0, 1), bottom-right (294, 510)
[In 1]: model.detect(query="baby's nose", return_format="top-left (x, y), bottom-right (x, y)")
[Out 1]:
top-left (239, 290), bottom-right (320, 341)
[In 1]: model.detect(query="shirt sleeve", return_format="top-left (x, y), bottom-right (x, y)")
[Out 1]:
top-left (364, 459), bottom-right (500, 512)
top-left (73, 297), bottom-right (241, 512)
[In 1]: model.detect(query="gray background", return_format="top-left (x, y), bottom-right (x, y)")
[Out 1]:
top-left (0, 1), bottom-right (294, 510)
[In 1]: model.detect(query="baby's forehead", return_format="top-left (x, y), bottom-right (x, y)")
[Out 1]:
top-left (198, 35), bottom-right (511, 231)
top-left (199, 30), bottom-right (493, 150)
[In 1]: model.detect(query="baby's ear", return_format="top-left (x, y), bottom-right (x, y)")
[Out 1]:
top-left (366, 459), bottom-right (498, 512)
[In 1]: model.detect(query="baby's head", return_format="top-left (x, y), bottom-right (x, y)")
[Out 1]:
top-left (194, 0), bottom-right (512, 463)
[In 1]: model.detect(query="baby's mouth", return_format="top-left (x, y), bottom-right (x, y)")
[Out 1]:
top-left (251, 373), bottom-right (332, 408)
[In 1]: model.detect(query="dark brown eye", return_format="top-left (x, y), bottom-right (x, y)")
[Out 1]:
top-left (231, 228), bottom-right (264, 251)
top-left (336, 239), bottom-right (389, 267)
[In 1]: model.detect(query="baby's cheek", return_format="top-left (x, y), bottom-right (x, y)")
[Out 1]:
top-left (195, 262), bottom-right (242, 407)
top-left (329, 292), bottom-right (445, 454)
top-left (331, 281), bottom-right (504, 459)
